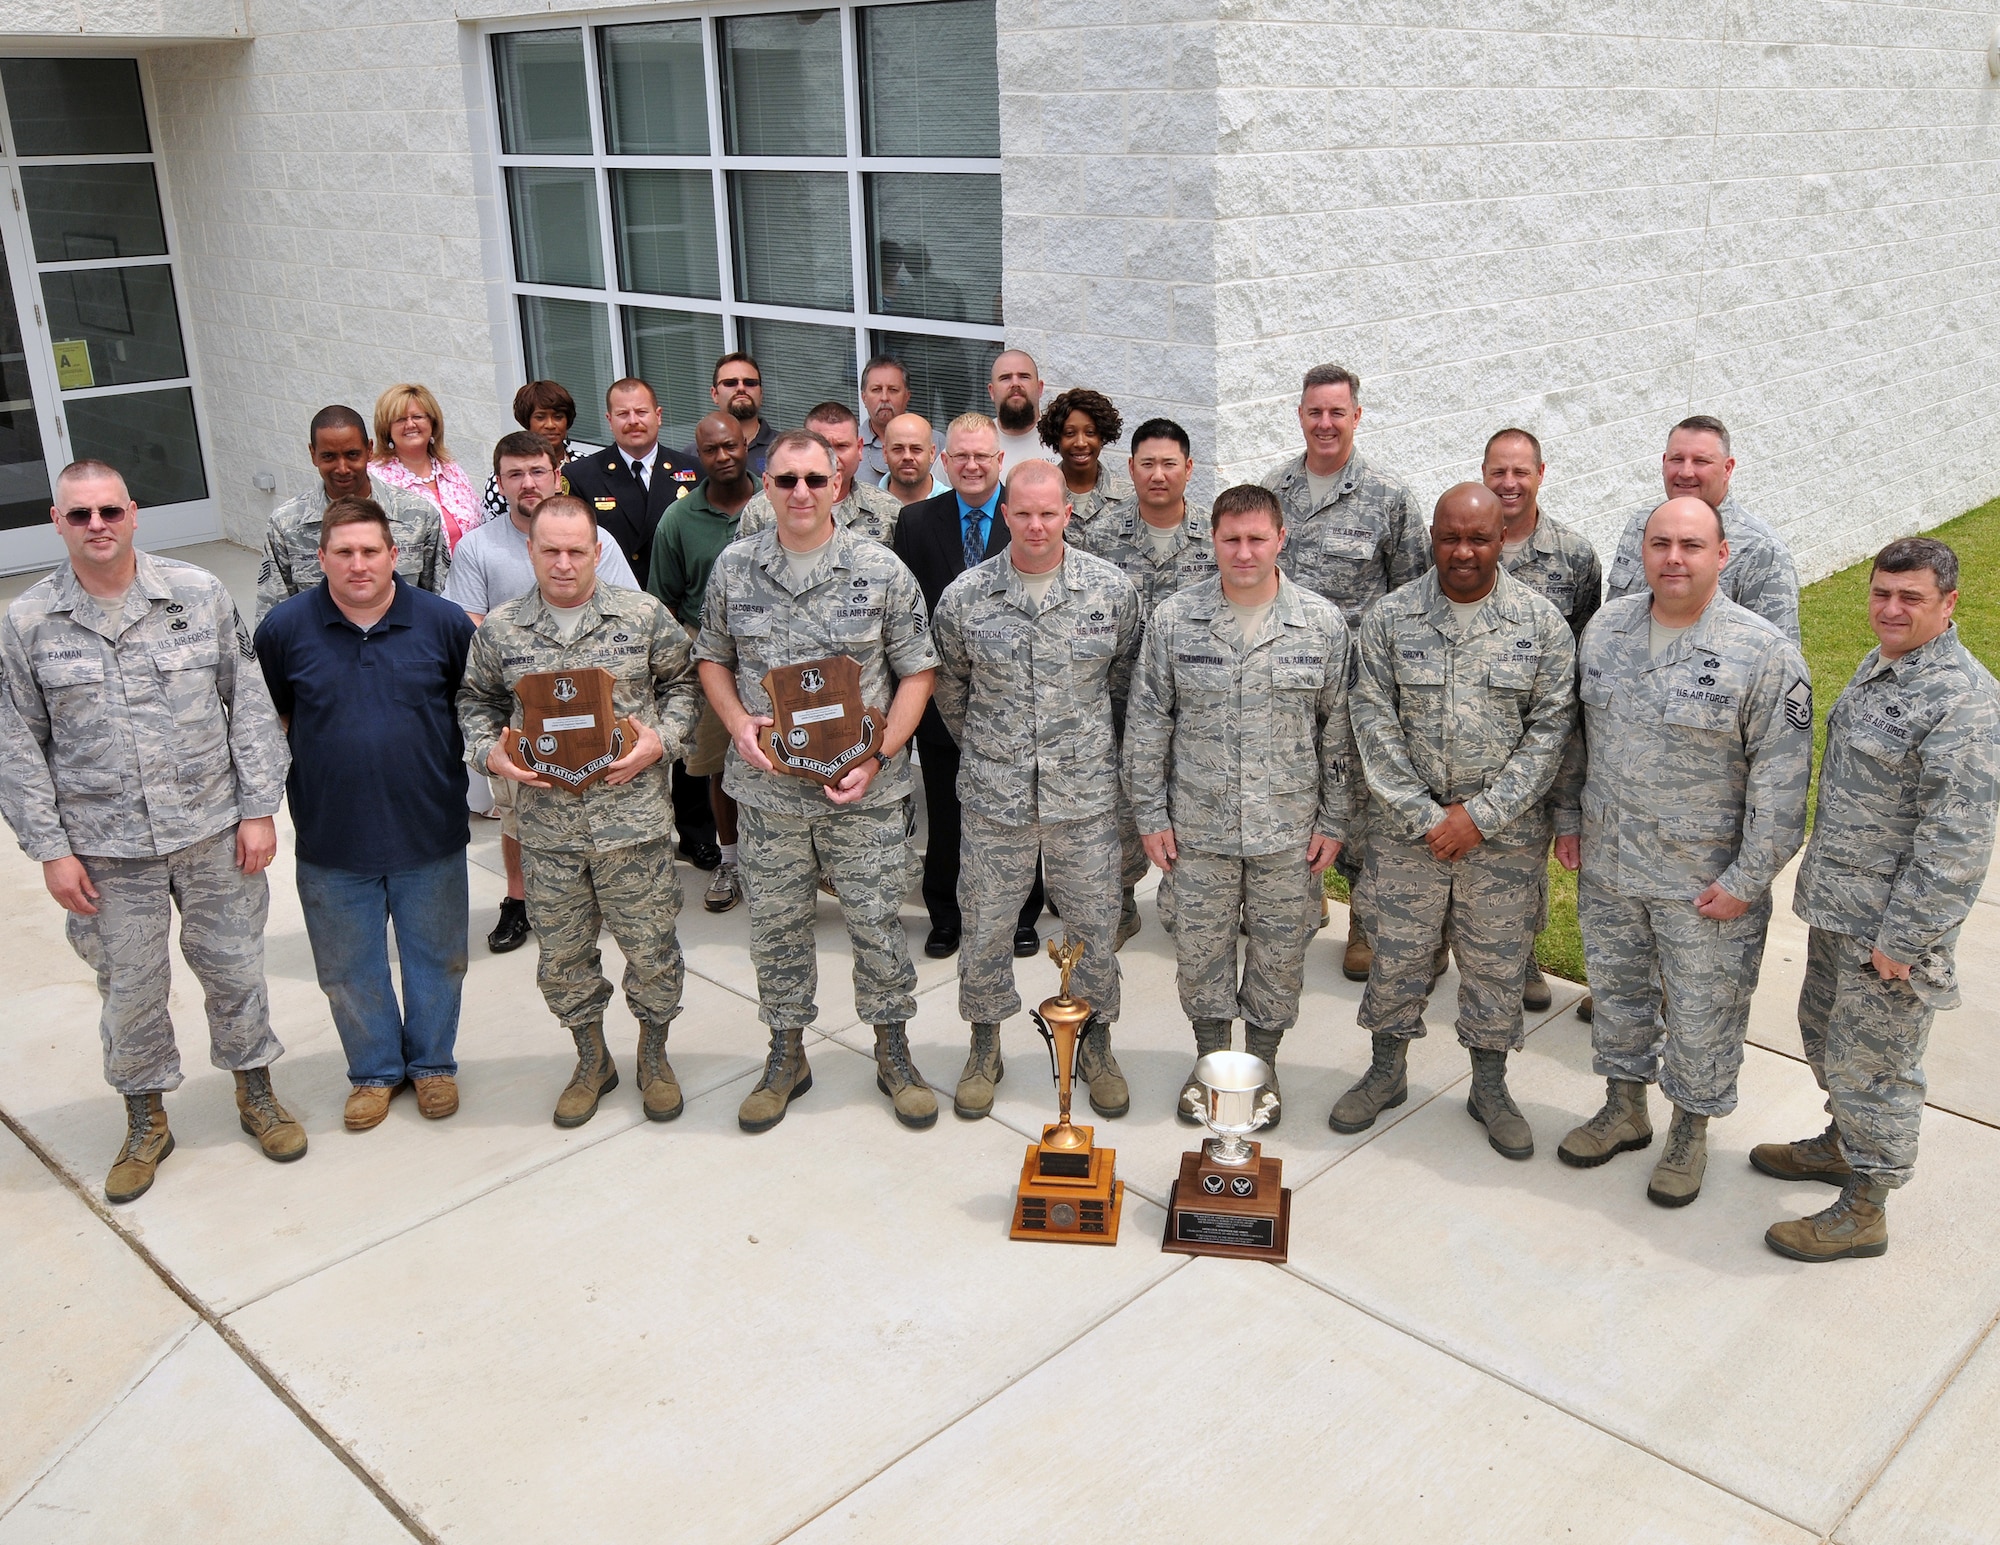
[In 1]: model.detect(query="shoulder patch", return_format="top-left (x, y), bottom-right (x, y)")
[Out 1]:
top-left (1784, 678), bottom-right (1812, 730)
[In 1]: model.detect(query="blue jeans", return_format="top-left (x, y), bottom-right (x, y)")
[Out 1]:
top-left (296, 851), bottom-right (468, 1086)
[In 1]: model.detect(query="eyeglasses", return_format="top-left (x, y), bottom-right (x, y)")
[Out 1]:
top-left (716, 375), bottom-right (762, 389)
top-left (946, 452), bottom-right (1000, 465)
top-left (770, 472), bottom-right (830, 490)
top-left (60, 504), bottom-right (130, 526)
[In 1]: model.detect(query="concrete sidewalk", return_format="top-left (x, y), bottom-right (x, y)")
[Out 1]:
top-left (4, 544), bottom-right (1998, 1543)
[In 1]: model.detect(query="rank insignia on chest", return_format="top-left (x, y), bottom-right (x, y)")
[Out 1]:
top-left (593, 498), bottom-right (616, 512)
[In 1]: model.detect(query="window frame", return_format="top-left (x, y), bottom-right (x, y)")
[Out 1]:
top-left (481, 1), bottom-right (1005, 425)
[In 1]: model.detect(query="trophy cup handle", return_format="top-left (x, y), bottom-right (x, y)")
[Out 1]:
top-left (1028, 1009), bottom-right (1058, 1087)
top-left (1250, 1090), bottom-right (1278, 1133)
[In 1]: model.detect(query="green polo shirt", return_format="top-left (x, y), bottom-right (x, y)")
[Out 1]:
top-left (647, 479), bottom-right (748, 628)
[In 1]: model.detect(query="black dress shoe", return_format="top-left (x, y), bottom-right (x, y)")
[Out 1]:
top-left (487, 897), bottom-right (531, 953)
top-left (924, 925), bottom-right (961, 959)
top-left (677, 839), bottom-right (722, 872)
top-left (1013, 925), bottom-right (1039, 958)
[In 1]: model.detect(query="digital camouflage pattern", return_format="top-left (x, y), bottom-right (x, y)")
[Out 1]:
top-left (736, 481), bottom-right (903, 547)
top-left (1122, 573), bottom-right (1353, 856)
top-left (1258, 451), bottom-right (1431, 628)
top-left (1603, 492), bottom-right (1800, 643)
top-left (256, 474), bottom-right (450, 622)
top-left (1170, 849), bottom-right (1318, 1031)
top-left (65, 825), bottom-right (282, 1094)
top-left (1797, 926), bottom-right (1937, 1188)
top-left (958, 806), bottom-right (1121, 1024)
top-left (737, 801), bottom-right (918, 1030)
top-left (1349, 566), bottom-right (1576, 850)
top-left (695, 525), bottom-right (936, 816)
top-left (0, 551), bottom-right (288, 862)
top-left (1062, 462), bottom-right (1134, 531)
top-left (1504, 511), bottom-right (1603, 637)
top-left (457, 583), bottom-right (701, 854)
top-left (520, 834), bottom-right (684, 1035)
top-left (931, 546), bottom-right (1140, 828)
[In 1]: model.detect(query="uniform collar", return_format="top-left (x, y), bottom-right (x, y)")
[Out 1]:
top-left (1285, 450), bottom-right (1362, 510)
top-left (524, 580), bottom-right (622, 642)
top-left (755, 524), bottom-right (849, 595)
top-left (1197, 572), bottom-right (1299, 651)
top-left (47, 550), bottom-right (173, 637)
top-left (1862, 623), bottom-right (1959, 684)
top-left (1419, 565), bottom-right (1522, 636)
top-left (986, 546), bottom-right (1077, 611)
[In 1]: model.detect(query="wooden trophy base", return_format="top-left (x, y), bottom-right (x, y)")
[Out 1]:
top-left (1161, 1141), bottom-right (1291, 1262)
top-left (1010, 1123), bottom-right (1124, 1245)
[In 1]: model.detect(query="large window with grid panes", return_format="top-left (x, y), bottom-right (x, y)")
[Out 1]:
top-left (487, 1), bottom-right (1002, 452)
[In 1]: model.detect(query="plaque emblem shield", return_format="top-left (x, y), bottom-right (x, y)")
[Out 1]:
top-left (512, 666), bottom-right (635, 792)
top-left (759, 654), bottom-right (882, 785)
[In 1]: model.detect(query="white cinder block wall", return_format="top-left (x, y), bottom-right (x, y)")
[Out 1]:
top-left (1002, 0), bottom-right (2000, 579)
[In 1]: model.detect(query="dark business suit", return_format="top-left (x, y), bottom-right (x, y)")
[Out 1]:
top-left (565, 441), bottom-right (713, 857)
top-left (893, 490), bottom-right (1043, 936)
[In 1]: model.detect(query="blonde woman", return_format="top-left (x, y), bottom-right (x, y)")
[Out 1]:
top-left (372, 384), bottom-right (484, 548)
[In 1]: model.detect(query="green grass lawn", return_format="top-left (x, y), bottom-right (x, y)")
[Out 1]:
top-left (1329, 494), bottom-right (2000, 982)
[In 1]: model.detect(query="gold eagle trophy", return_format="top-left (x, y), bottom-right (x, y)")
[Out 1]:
top-left (1008, 939), bottom-right (1124, 1244)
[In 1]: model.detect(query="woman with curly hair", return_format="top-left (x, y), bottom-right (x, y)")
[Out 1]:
top-left (1037, 387), bottom-right (1131, 527)
top-left (372, 383), bottom-right (484, 548)
top-left (478, 380), bottom-right (593, 526)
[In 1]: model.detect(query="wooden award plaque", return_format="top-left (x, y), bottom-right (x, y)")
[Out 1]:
top-left (512, 667), bottom-right (637, 793)
top-left (1162, 1143), bottom-right (1291, 1262)
top-left (760, 654), bottom-right (883, 785)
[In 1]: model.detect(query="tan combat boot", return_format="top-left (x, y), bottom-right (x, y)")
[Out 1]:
top-left (738, 1028), bottom-right (811, 1133)
top-left (1245, 1024), bottom-right (1284, 1130)
top-left (1342, 912), bottom-right (1373, 982)
top-left (1646, 1106), bottom-right (1708, 1207)
top-left (554, 1022), bottom-right (619, 1129)
top-left (1522, 959), bottom-right (1552, 1012)
top-left (1557, 1077), bottom-right (1651, 1167)
top-left (105, 1092), bottom-right (172, 1204)
top-left (234, 1068), bottom-right (307, 1162)
top-left (1114, 887), bottom-right (1141, 951)
top-left (1575, 993), bottom-right (1595, 1023)
top-left (1329, 1033), bottom-right (1408, 1134)
top-left (1466, 1048), bottom-right (1533, 1160)
top-left (1177, 1018), bottom-right (1234, 1125)
top-left (1076, 1017), bottom-right (1129, 1118)
top-left (636, 1022), bottom-right (683, 1123)
top-left (954, 1023), bottom-right (1004, 1119)
top-left (1765, 1176), bottom-right (1889, 1262)
top-left (1750, 1121), bottom-right (1851, 1185)
top-left (873, 1024), bottom-right (937, 1130)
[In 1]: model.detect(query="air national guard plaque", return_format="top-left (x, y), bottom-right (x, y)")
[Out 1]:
top-left (760, 654), bottom-right (883, 786)
top-left (512, 667), bottom-right (637, 793)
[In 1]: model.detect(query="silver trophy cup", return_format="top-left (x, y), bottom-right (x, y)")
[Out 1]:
top-left (1189, 1051), bottom-right (1277, 1167)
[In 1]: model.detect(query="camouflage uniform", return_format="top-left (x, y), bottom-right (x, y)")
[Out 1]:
top-left (457, 585), bottom-right (702, 1036)
top-left (1349, 568), bottom-right (1576, 1049)
top-left (1071, 497), bottom-right (1218, 894)
top-left (0, 554), bottom-right (290, 1093)
top-left (1122, 575), bottom-right (1353, 1029)
top-left (1604, 492), bottom-right (1800, 643)
top-left (1791, 625), bottom-right (2000, 1186)
top-left (1063, 463), bottom-right (1134, 532)
top-left (1555, 593), bottom-right (1811, 1114)
top-left (736, 481), bottom-right (903, 547)
top-left (695, 526), bottom-right (936, 1029)
top-left (933, 547), bottom-right (1141, 1022)
top-left (256, 474), bottom-right (451, 622)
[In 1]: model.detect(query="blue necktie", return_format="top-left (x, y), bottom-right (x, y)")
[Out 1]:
top-left (962, 508), bottom-right (985, 568)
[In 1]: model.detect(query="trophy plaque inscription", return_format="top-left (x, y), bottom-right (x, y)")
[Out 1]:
top-left (1162, 1051), bottom-right (1291, 1262)
top-left (513, 667), bottom-right (638, 793)
top-left (760, 655), bottom-right (883, 786)
top-left (1009, 940), bottom-right (1124, 1245)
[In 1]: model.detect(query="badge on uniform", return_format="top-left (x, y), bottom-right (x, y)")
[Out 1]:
top-left (593, 498), bottom-right (617, 513)
top-left (1784, 678), bottom-right (1813, 731)
top-left (759, 654), bottom-right (882, 785)
top-left (513, 667), bottom-right (638, 791)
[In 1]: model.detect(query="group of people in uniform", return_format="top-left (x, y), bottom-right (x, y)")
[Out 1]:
top-left (2, 358), bottom-right (1993, 1270)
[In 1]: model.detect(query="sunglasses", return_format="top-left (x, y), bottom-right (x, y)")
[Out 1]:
top-left (770, 472), bottom-right (830, 490)
top-left (717, 376), bottom-right (762, 389)
top-left (60, 504), bottom-right (130, 526)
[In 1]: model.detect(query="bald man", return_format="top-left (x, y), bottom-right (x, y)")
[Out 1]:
top-left (1333, 483), bottom-right (1577, 1160)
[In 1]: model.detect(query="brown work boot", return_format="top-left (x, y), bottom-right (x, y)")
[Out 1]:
top-left (1177, 1018), bottom-right (1234, 1125)
top-left (1522, 959), bottom-right (1552, 1012)
top-left (1114, 888), bottom-right (1141, 951)
top-left (1342, 912), bottom-right (1372, 982)
top-left (1558, 1077), bottom-right (1651, 1167)
top-left (738, 1028), bottom-right (811, 1133)
top-left (954, 1023), bottom-right (1004, 1118)
top-left (1329, 1033), bottom-right (1408, 1133)
top-left (873, 1024), bottom-right (937, 1130)
top-left (1575, 992), bottom-right (1594, 1023)
top-left (1647, 1105), bottom-right (1709, 1207)
top-left (1077, 1017), bottom-right (1129, 1118)
top-left (413, 1076), bottom-right (458, 1120)
top-left (1466, 1047), bottom-right (1533, 1160)
top-left (1750, 1121), bottom-right (1851, 1185)
top-left (1766, 1176), bottom-right (1889, 1262)
top-left (344, 1084), bottom-right (397, 1132)
top-left (1245, 1023), bottom-right (1284, 1130)
top-left (554, 1022), bottom-right (618, 1128)
top-left (234, 1068), bottom-right (307, 1161)
top-left (636, 1022), bottom-right (683, 1123)
top-left (105, 1092), bottom-right (172, 1204)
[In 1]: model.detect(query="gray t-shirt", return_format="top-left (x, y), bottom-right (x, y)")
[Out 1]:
top-left (1013, 561), bottom-right (1060, 608)
top-left (440, 515), bottom-right (637, 617)
top-left (1138, 517), bottom-right (1182, 560)
top-left (1649, 617), bottom-right (1693, 658)
top-left (547, 599), bottom-right (592, 642)
top-left (1306, 467), bottom-right (1342, 509)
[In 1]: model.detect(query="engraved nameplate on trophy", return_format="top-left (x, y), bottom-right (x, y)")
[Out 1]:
top-left (760, 654), bottom-right (883, 786)
top-left (1162, 1051), bottom-right (1291, 1263)
top-left (513, 667), bottom-right (636, 793)
top-left (1009, 940), bottom-right (1125, 1245)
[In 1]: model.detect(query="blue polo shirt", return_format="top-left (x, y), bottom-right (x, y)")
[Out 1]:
top-left (253, 576), bottom-right (476, 873)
